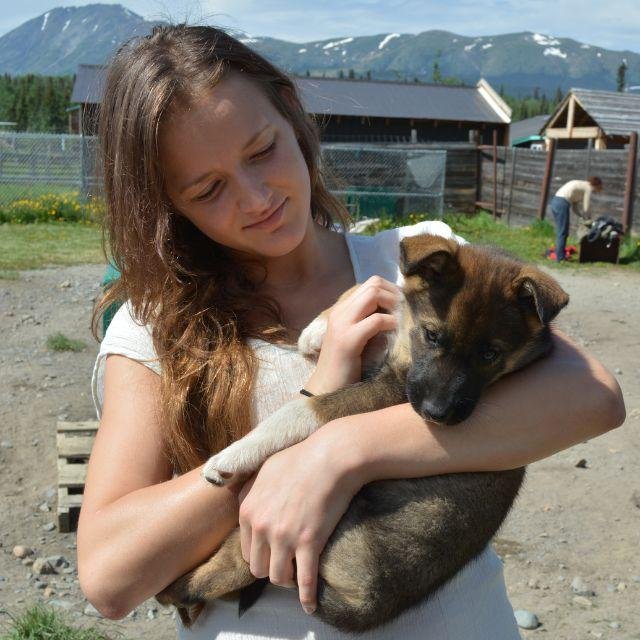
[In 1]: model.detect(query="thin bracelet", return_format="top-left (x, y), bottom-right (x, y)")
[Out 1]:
top-left (299, 388), bottom-right (314, 397)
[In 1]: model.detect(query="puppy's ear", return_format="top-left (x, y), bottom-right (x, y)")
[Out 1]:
top-left (513, 266), bottom-right (569, 324)
top-left (400, 235), bottom-right (459, 282)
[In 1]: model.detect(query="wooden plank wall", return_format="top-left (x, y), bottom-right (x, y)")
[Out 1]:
top-left (442, 146), bottom-right (478, 213)
top-left (479, 147), bottom-right (640, 233)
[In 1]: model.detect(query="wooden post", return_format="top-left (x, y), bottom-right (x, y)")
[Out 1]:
top-left (567, 96), bottom-right (576, 139)
top-left (622, 131), bottom-right (638, 234)
top-left (492, 129), bottom-right (498, 219)
top-left (538, 138), bottom-right (556, 220)
top-left (507, 146), bottom-right (517, 226)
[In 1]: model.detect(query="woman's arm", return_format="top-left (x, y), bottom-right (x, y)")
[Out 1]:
top-left (77, 355), bottom-right (238, 620)
top-left (237, 329), bottom-right (624, 614)
top-left (311, 329), bottom-right (626, 482)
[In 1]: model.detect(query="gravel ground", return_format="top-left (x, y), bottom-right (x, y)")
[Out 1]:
top-left (0, 262), bottom-right (638, 640)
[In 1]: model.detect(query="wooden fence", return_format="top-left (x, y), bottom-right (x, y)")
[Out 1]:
top-left (478, 146), bottom-right (639, 233)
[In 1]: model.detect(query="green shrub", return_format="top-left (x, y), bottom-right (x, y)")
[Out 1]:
top-left (46, 332), bottom-right (86, 352)
top-left (0, 192), bottom-right (103, 224)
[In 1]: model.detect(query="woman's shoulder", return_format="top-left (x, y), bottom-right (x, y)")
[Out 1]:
top-left (345, 220), bottom-right (466, 284)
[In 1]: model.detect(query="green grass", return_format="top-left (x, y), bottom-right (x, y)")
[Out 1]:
top-left (0, 223), bottom-right (103, 270)
top-left (365, 211), bottom-right (640, 269)
top-left (46, 332), bottom-right (87, 352)
top-left (0, 605), bottom-right (112, 640)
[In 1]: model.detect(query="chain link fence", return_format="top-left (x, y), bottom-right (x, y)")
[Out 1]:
top-left (0, 132), bottom-right (86, 205)
top-left (0, 133), bottom-right (447, 221)
top-left (322, 145), bottom-right (446, 219)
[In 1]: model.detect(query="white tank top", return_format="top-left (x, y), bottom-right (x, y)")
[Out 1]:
top-left (92, 221), bottom-right (520, 640)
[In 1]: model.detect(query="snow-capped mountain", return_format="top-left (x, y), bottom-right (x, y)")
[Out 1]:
top-left (0, 4), bottom-right (162, 75)
top-left (0, 5), bottom-right (637, 95)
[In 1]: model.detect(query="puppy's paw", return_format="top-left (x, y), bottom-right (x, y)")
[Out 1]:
top-left (202, 453), bottom-right (235, 486)
top-left (298, 317), bottom-right (328, 357)
top-left (156, 575), bottom-right (205, 628)
top-left (202, 442), bottom-right (259, 486)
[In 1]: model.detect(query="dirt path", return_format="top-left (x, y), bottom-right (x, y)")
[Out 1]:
top-left (0, 263), bottom-right (638, 639)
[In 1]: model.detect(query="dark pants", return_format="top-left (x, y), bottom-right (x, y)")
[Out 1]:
top-left (551, 196), bottom-right (570, 262)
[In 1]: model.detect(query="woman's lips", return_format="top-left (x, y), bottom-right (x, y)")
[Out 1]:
top-left (244, 199), bottom-right (286, 230)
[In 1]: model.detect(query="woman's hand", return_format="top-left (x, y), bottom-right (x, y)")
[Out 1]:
top-left (304, 276), bottom-right (401, 394)
top-left (237, 428), bottom-right (364, 615)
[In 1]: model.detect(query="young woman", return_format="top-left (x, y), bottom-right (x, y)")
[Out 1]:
top-left (77, 25), bottom-right (625, 640)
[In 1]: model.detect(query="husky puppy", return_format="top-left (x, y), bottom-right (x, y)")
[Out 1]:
top-left (157, 233), bottom-right (569, 631)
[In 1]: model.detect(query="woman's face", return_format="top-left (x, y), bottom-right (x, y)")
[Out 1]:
top-left (160, 74), bottom-right (312, 259)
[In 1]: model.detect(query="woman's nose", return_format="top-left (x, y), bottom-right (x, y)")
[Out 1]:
top-left (234, 169), bottom-right (272, 215)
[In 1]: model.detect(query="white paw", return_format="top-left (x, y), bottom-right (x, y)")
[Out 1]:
top-left (298, 317), bottom-right (328, 357)
top-left (202, 453), bottom-right (234, 486)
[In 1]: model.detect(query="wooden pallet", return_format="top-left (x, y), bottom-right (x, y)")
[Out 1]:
top-left (56, 420), bottom-right (98, 533)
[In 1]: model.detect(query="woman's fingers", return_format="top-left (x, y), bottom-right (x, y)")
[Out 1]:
top-left (351, 312), bottom-right (398, 345)
top-left (342, 277), bottom-right (401, 316)
top-left (269, 546), bottom-right (296, 587)
top-left (248, 533), bottom-right (270, 579)
top-left (295, 545), bottom-right (320, 614)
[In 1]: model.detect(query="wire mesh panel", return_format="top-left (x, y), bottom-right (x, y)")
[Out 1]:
top-left (0, 132), bottom-right (87, 205)
top-left (321, 144), bottom-right (447, 219)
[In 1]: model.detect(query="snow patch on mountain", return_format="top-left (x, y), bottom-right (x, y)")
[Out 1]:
top-left (41, 12), bottom-right (50, 31)
top-left (464, 43), bottom-right (476, 51)
top-left (482, 43), bottom-right (493, 50)
top-left (533, 33), bottom-right (560, 46)
top-left (378, 33), bottom-right (400, 50)
top-left (544, 47), bottom-right (567, 59)
top-left (62, 19), bottom-right (71, 32)
top-left (323, 37), bottom-right (353, 50)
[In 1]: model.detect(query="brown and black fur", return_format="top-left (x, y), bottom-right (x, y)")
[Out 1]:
top-left (157, 234), bottom-right (569, 631)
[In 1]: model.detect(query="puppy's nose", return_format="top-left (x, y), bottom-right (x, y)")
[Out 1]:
top-left (421, 401), bottom-right (451, 424)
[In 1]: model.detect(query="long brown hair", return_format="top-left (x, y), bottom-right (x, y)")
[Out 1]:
top-left (94, 24), bottom-right (349, 474)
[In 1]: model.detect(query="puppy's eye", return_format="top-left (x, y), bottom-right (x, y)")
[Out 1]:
top-left (480, 346), bottom-right (499, 362)
top-left (424, 329), bottom-right (439, 344)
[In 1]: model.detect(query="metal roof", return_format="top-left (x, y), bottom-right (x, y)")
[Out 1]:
top-left (71, 64), bottom-right (507, 124)
top-left (71, 64), bottom-right (108, 104)
top-left (509, 114), bottom-right (549, 144)
top-left (296, 78), bottom-right (506, 123)
top-left (571, 89), bottom-right (640, 137)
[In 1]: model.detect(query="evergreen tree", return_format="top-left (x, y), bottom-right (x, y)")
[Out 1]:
top-left (432, 60), bottom-right (443, 84)
top-left (338, 69), bottom-right (344, 79)
top-left (0, 74), bottom-right (73, 132)
top-left (555, 86), bottom-right (564, 104)
top-left (617, 61), bottom-right (627, 92)
top-left (366, 70), bottom-right (372, 81)
top-left (348, 68), bottom-right (355, 79)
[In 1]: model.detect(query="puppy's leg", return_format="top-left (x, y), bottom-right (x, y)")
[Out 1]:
top-left (203, 368), bottom-right (406, 486)
top-left (156, 529), bottom-right (252, 627)
top-left (203, 398), bottom-right (323, 485)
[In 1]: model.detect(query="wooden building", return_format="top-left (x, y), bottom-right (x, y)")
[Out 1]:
top-left (542, 89), bottom-right (640, 150)
top-left (70, 65), bottom-right (511, 144)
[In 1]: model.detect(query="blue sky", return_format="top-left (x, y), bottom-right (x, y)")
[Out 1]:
top-left (2, 0), bottom-right (640, 53)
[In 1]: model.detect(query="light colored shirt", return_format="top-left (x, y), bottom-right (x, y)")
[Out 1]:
top-left (92, 221), bottom-right (520, 640)
top-left (555, 179), bottom-right (593, 216)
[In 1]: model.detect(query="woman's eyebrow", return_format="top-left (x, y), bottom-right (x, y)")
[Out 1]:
top-left (179, 124), bottom-right (272, 195)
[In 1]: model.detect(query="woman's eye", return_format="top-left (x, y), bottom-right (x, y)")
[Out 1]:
top-left (425, 329), bottom-right (438, 344)
top-left (195, 182), bottom-right (221, 202)
top-left (252, 141), bottom-right (275, 160)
